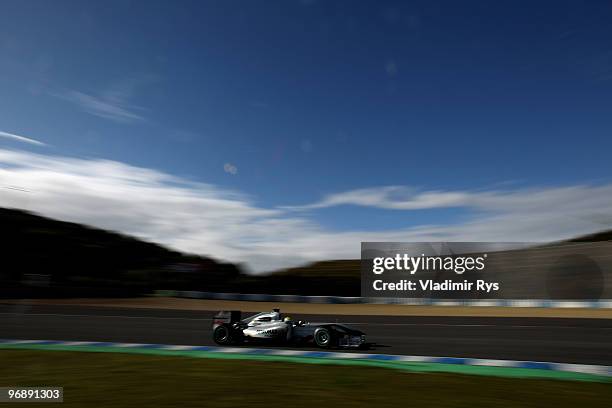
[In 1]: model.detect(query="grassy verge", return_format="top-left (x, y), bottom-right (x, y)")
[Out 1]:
top-left (1, 350), bottom-right (610, 407)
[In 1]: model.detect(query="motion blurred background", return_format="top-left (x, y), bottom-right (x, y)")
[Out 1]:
top-left (1, 1), bottom-right (611, 406)
top-left (1, 207), bottom-right (611, 299)
top-left (2, 0), bottom-right (612, 280)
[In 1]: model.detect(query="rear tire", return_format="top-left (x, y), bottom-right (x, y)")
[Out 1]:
top-left (314, 327), bottom-right (333, 348)
top-left (213, 325), bottom-right (233, 345)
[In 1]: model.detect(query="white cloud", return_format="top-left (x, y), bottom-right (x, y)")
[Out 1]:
top-left (53, 77), bottom-right (153, 123)
top-left (284, 185), bottom-right (612, 215)
top-left (223, 163), bottom-right (238, 175)
top-left (283, 186), bottom-right (471, 210)
top-left (57, 90), bottom-right (145, 123)
top-left (0, 131), bottom-right (45, 146)
top-left (1, 149), bottom-right (611, 273)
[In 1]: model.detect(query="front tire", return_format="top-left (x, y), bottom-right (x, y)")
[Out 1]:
top-left (314, 327), bottom-right (333, 348)
top-left (213, 325), bottom-right (233, 345)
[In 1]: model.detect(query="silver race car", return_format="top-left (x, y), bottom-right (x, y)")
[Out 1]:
top-left (212, 309), bottom-right (366, 348)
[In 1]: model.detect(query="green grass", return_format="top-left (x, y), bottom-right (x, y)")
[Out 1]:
top-left (1, 350), bottom-right (611, 407)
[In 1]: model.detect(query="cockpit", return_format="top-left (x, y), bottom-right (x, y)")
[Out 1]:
top-left (242, 310), bottom-right (281, 327)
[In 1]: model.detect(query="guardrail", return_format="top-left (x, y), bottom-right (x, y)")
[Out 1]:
top-left (154, 290), bottom-right (612, 308)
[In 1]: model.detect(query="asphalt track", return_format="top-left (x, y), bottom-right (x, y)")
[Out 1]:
top-left (1, 304), bottom-right (610, 365)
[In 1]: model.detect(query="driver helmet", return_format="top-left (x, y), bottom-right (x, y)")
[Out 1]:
top-left (283, 316), bottom-right (293, 322)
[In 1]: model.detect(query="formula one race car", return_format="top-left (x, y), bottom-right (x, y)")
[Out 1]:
top-left (212, 309), bottom-right (366, 348)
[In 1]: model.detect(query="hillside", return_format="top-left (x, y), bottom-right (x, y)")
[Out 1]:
top-left (255, 231), bottom-right (612, 297)
top-left (0, 208), bottom-right (240, 297)
top-left (2, 207), bottom-right (610, 298)
top-left (232, 260), bottom-right (361, 296)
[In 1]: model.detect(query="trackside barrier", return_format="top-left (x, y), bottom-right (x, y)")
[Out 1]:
top-left (154, 290), bottom-right (612, 308)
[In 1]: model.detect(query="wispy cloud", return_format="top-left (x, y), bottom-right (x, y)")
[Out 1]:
top-left (53, 77), bottom-right (153, 123)
top-left (1, 149), bottom-right (611, 272)
top-left (283, 186), bottom-right (470, 210)
top-left (57, 90), bottom-right (145, 123)
top-left (282, 185), bottom-right (612, 215)
top-left (0, 130), bottom-right (46, 146)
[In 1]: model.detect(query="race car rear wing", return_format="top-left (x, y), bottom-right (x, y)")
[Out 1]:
top-left (212, 310), bottom-right (241, 327)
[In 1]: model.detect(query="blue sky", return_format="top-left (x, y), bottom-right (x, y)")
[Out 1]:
top-left (1, 1), bottom-right (612, 271)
